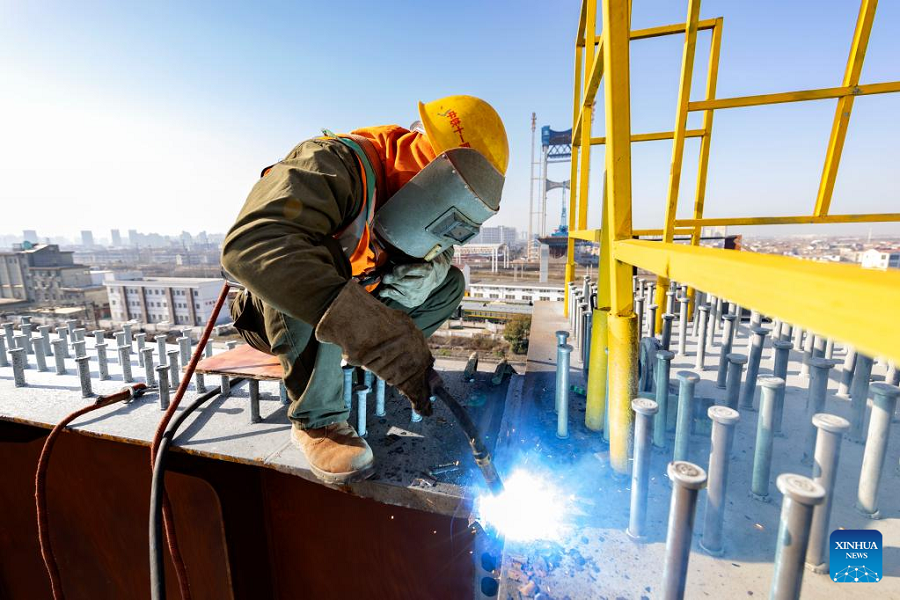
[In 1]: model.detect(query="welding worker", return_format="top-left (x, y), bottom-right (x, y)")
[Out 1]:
top-left (222, 95), bottom-right (507, 484)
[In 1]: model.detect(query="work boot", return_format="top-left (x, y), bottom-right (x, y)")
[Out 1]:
top-left (291, 422), bottom-right (375, 484)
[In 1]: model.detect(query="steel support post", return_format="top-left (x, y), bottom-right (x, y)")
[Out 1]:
top-left (802, 358), bottom-right (839, 465)
top-left (96, 343), bottom-right (109, 380)
top-left (219, 374), bottom-right (230, 398)
top-left (837, 346), bottom-right (857, 397)
top-left (627, 398), bottom-right (659, 541)
top-left (375, 377), bottom-right (386, 417)
top-left (194, 372), bottom-right (206, 393)
top-left (557, 344), bottom-right (573, 439)
top-left (76, 356), bottom-right (93, 398)
top-left (166, 349), bottom-right (179, 390)
top-left (157, 336), bottom-right (167, 364)
top-left (805, 414), bottom-right (850, 573)
top-left (65, 319), bottom-right (77, 339)
top-left (52, 339), bottom-right (66, 374)
top-left (342, 364), bottom-right (354, 411)
top-left (0, 335), bottom-right (7, 367)
top-left (812, 335), bottom-right (826, 359)
top-left (705, 301), bottom-right (716, 350)
top-left (770, 474), bottom-right (825, 600)
top-left (724, 353), bottom-right (747, 411)
top-left (700, 405), bottom-right (740, 555)
top-left (635, 296), bottom-right (645, 340)
top-left (769, 340), bottom-right (791, 436)
top-left (39, 325), bottom-right (52, 356)
top-left (739, 327), bottom-right (770, 411)
top-left (10, 348), bottom-right (26, 387)
top-left (178, 336), bottom-right (191, 368)
top-left (648, 305), bottom-right (658, 339)
top-left (780, 323), bottom-right (793, 343)
top-left (800, 331), bottom-right (815, 378)
top-left (695, 306), bottom-right (709, 370)
top-left (856, 382), bottom-right (900, 518)
top-left (2, 322), bottom-right (14, 348)
top-left (56, 327), bottom-right (69, 358)
top-left (713, 296), bottom-right (723, 342)
top-left (13, 336), bottom-right (28, 368)
top-left (715, 314), bottom-right (737, 389)
top-left (205, 342), bottom-right (214, 358)
top-left (21, 324), bottom-right (33, 354)
top-left (118, 345), bottom-right (132, 383)
top-left (248, 379), bottom-right (260, 423)
top-left (661, 461), bottom-right (707, 600)
top-left (123, 322), bottom-right (133, 349)
top-left (678, 295), bottom-right (688, 356)
top-left (33, 337), bottom-right (47, 371)
top-left (586, 309), bottom-right (609, 431)
top-left (73, 340), bottom-right (86, 359)
top-left (751, 377), bottom-right (785, 501)
top-left (582, 308), bottom-right (593, 372)
top-left (115, 331), bottom-right (126, 353)
top-left (225, 340), bottom-right (238, 350)
top-left (353, 385), bottom-right (369, 436)
top-left (157, 367), bottom-right (170, 410)
top-left (93, 330), bottom-right (105, 348)
top-left (661, 314), bottom-right (674, 351)
top-left (654, 350), bottom-right (675, 449)
top-left (849, 354), bottom-right (874, 442)
top-left (674, 371), bottom-right (700, 462)
top-left (142, 347), bottom-right (155, 387)
top-left (136, 333), bottom-right (146, 367)
top-left (666, 290), bottom-right (675, 316)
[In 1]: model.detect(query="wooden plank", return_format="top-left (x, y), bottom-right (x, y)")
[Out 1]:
top-left (195, 344), bottom-right (283, 380)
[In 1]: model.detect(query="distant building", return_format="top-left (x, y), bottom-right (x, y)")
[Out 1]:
top-left (128, 229), bottom-right (139, 246)
top-left (110, 229), bottom-right (122, 246)
top-left (0, 243), bottom-right (105, 307)
top-left (105, 273), bottom-right (231, 327)
top-left (22, 230), bottom-right (38, 243)
top-left (467, 281), bottom-right (564, 303)
top-left (81, 230), bottom-right (95, 246)
top-left (473, 226), bottom-right (518, 245)
top-left (860, 248), bottom-right (900, 270)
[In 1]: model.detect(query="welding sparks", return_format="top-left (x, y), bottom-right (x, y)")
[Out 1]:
top-left (476, 469), bottom-right (567, 542)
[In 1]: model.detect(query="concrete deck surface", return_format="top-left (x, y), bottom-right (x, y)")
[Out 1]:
top-left (0, 336), bottom-right (512, 517)
top-left (494, 301), bottom-right (898, 599)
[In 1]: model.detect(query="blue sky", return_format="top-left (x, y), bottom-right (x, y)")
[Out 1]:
top-left (1, 0), bottom-right (898, 239)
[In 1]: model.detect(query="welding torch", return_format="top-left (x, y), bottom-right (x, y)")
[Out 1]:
top-left (428, 369), bottom-right (505, 496)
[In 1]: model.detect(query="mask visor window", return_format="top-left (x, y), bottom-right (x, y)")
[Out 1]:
top-left (427, 209), bottom-right (479, 244)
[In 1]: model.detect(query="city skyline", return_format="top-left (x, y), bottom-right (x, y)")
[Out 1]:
top-left (2, 1), bottom-right (899, 238)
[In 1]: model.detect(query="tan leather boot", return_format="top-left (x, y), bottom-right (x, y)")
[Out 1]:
top-left (291, 422), bottom-right (375, 484)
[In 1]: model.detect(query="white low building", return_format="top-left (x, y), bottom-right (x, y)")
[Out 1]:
top-left (467, 281), bottom-right (564, 303)
top-left (105, 272), bottom-right (230, 327)
top-left (860, 248), bottom-right (900, 270)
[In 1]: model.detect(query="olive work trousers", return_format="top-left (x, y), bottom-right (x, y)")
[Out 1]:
top-left (230, 267), bottom-right (465, 430)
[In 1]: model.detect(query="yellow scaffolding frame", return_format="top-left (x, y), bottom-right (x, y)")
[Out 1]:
top-left (570, 0), bottom-right (900, 474)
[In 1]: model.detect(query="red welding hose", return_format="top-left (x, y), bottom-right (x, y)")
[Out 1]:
top-left (148, 281), bottom-right (230, 600)
top-left (35, 386), bottom-right (144, 600)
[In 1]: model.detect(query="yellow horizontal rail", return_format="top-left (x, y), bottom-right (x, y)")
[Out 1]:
top-left (613, 239), bottom-right (900, 363)
top-left (570, 227), bottom-right (696, 241)
top-left (675, 213), bottom-right (900, 227)
top-left (573, 18), bottom-right (720, 141)
top-left (569, 228), bottom-right (602, 242)
top-left (689, 80), bottom-right (900, 111)
top-left (588, 128), bottom-right (705, 146)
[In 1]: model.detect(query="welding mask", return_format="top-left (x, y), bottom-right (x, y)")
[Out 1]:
top-left (372, 147), bottom-right (504, 261)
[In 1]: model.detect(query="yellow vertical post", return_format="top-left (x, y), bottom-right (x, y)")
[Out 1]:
top-left (565, 14), bottom-right (586, 317)
top-left (813, 0), bottom-right (878, 216)
top-left (687, 17), bottom-right (723, 315)
top-left (566, 0), bottom-right (596, 317)
top-left (586, 180), bottom-right (610, 431)
top-left (656, 0), bottom-right (702, 330)
top-left (601, 0), bottom-right (637, 474)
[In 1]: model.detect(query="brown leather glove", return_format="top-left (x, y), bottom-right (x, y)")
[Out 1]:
top-left (316, 280), bottom-right (434, 416)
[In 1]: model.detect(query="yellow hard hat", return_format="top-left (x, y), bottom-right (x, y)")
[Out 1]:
top-left (417, 95), bottom-right (509, 175)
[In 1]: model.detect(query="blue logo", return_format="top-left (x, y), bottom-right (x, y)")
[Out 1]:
top-left (830, 529), bottom-right (882, 583)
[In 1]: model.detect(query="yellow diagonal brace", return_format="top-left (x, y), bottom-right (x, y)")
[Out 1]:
top-left (814, 0), bottom-right (878, 217)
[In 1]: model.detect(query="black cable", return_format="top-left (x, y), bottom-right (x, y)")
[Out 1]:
top-left (149, 377), bottom-right (244, 600)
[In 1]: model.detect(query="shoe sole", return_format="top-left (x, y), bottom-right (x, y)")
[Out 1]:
top-left (290, 430), bottom-right (376, 486)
